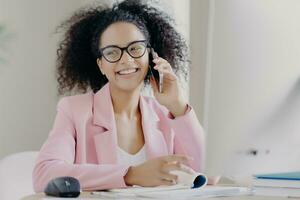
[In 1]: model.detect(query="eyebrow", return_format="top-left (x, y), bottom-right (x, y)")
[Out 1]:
top-left (100, 39), bottom-right (147, 49)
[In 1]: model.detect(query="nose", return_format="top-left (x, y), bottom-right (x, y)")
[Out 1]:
top-left (119, 50), bottom-right (134, 63)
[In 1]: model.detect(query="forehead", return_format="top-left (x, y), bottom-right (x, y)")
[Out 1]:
top-left (100, 22), bottom-right (146, 48)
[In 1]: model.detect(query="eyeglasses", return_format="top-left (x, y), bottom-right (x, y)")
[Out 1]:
top-left (99, 40), bottom-right (150, 63)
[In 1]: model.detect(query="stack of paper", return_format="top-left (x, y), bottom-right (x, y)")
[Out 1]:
top-left (90, 171), bottom-right (251, 199)
top-left (91, 185), bottom-right (250, 199)
top-left (253, 171), bottom-right (300, 197)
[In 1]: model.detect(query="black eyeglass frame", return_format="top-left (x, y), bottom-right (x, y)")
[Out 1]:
top-left (99, 40), bottom-right (151, 63)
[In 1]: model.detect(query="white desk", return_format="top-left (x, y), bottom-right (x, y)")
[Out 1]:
top-left (21, 192), bottom-right (300, 200)
top-left (21, 178), bottom-right (300, 200)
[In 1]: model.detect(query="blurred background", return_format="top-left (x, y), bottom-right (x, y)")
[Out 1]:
top-left (0, 0), bottom-right (299, 177)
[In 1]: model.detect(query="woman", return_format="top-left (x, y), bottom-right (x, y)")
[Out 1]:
top-left (33, 0), bottom-right (209, 192)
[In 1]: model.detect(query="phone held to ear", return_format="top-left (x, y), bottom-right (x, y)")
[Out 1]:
top-left (149, 48), bottom-right (163, 93)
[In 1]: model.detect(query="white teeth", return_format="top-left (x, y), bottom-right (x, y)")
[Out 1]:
top-left (118, 68), bottom-right (138, 75)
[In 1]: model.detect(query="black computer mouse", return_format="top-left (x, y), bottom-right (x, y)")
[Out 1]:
top-left (44, 176), bottom-right (80, 198)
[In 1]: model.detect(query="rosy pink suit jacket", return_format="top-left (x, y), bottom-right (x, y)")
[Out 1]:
top-left (32, 83), bottom-right (205, 192)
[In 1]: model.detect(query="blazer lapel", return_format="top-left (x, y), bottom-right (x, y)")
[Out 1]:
top-left (92, 83), bottom-right (169, 164)
top-left (92, 83), bottom-right (118, 164)
top-left (139, 96), bottom-right (169, 160)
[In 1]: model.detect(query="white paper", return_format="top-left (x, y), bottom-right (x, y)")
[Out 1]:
top-left (138, 186), bottom-right (251, 199)
top-left (253, 186), bottom-right (300, 197)
top-left (91, 186), bottom-right (251, 199)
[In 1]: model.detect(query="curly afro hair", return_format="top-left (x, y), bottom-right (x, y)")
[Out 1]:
top-left (56, 0), bottom-right (189, 95)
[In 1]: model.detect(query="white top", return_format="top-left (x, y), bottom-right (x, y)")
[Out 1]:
top-left (117, 145), bottom-right (147, 166)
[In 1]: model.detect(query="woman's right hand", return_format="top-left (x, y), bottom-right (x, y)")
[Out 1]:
top-left (124, 155), bottom-right (194, 187)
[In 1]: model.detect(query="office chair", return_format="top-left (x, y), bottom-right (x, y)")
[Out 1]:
top-left (0, 151), bottom-right (38, 200)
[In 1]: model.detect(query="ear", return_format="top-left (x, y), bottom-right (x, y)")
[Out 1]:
top-left (97, 58), bottom-right (105, 75)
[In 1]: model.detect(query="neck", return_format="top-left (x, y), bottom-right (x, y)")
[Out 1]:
top-left (110, 84), bottom-right (142, 119)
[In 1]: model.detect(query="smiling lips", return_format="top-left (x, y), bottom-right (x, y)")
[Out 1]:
top-left (116, 68), bottom-right (139, 75)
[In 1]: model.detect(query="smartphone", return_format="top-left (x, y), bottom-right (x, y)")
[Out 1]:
top-left (149, 48), bottom-right (163, 93)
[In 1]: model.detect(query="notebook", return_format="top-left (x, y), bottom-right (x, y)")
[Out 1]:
top-left (254, 171), bottom-right (300, 181)
top-left (253, 187), bottom-right (300, 198)
top-left (253, 178), bottom-right (300, 188)
top-left (253, 171), bottom-right (300, 188)
top-left (252, 171), bottom-right (300, 197)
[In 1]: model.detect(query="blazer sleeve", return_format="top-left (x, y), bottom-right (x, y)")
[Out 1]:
top-left (32, 98), bottom-right (129, 192)
top-left (167, 106), bottom-right (205, 172)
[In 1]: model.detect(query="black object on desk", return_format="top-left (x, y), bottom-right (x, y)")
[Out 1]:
top-left (44, 176), bottom-right (80, 198)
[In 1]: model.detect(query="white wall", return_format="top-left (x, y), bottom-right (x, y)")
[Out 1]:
top-left (0, 0), bottom-right (83, 159)
top-left (161, 0), bottom-right (190, 42)
top-left (190, 0), bottom-right (210, 124)
top-left (195, 0), bottom-right (300, 176)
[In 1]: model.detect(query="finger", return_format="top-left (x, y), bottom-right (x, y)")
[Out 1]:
top-left (160, 172), bottom-right (178, 183)
top-left (179, 164), bottom-right (195, 174)
top-left (159, 178), bottom-right (176, 186)
top-left (154, 64), bottom-right (174, 76)
top-left (161, 161), bottom-right (181, 173)
top-left (153, 59), bottom-right (168, 66)
top-left (152, 51), bottom-right (159, 59)
top-left (154, 69), bottom-right (177, 81)
top-left (163, 155), bottom-right (193, 164)
top-left (154, 66), bottom-right (172, 75)
top-left (162, 162), bottom-right (194, 174)
top-left (153, 57), bottom-right (169, 64)
top-left (153, 58), bottom-right (172, 71)
top-left (154, 63), bottom-right (172, 72)
top-left (153, 65), bottom-right (176, 79)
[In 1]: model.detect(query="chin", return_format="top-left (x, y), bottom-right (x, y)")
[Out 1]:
top-left (114, 81), bottom-right (144, 92)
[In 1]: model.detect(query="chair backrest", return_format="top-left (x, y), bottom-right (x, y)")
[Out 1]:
top-left (0, 151), bottom-right (38, 200)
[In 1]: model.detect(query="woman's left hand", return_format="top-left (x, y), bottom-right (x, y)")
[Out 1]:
top-left (150, 56), bottom-right (188, 117)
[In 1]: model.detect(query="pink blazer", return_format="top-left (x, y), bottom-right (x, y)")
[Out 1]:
top-left (32, 83), bottom-right (205, 192)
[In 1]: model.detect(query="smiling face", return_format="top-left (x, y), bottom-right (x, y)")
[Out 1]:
top-left (97, 22), bottom-right (150, 92)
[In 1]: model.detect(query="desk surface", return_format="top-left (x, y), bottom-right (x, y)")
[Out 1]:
top-left (21, 176), bottom-right (300, 200)
top-left (22, 178), bottom-right (300, 200)
top-left (21, 192), bottom-right (300, 200)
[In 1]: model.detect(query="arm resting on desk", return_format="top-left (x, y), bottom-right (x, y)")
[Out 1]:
top-left (166, 106), bottom-right (205, 172)
top-left (32, 98), bottom-right (130, 192)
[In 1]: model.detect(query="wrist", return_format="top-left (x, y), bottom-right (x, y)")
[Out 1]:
top-left (166, 99), bottom-right (188, 118)
top-left (124, 166), bottom-right (136, 186)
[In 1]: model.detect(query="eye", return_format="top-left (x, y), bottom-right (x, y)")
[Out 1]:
top-left (129, 42), bottom-right (146, 55)
top-left (129, 45), bottom-right (142, 51)
top-left (104, 48), bottom-right (119, 57)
